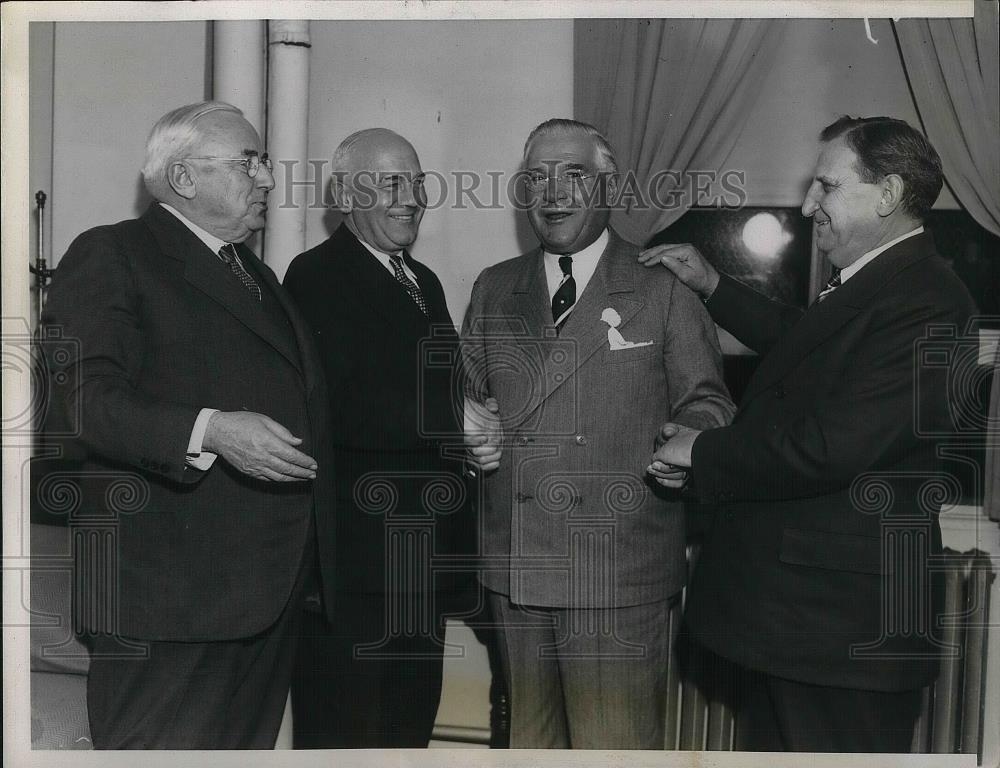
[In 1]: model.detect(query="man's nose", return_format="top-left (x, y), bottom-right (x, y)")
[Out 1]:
top-left (256, 163), bottom-right (276, 192)
top-left (397, 181), bottom-right (418, 207)
top-left (801, 185), bottom-right (818, 217)
top-left (544, 177), bottom-right (569, 204)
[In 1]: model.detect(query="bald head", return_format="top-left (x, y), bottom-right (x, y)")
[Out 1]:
top-left (330, 128), bottom-right (426, 254)
top-left (332, 128), bottom-right (416, 179)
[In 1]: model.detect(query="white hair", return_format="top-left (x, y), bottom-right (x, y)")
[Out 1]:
top-left (523, 118), bottom-right (619, 174)
top-left (141, 101), bottom-right (243, 197)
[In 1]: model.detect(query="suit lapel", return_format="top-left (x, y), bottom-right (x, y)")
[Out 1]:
top-left (334, 227), bottom-right (430, 328)
top-left (546, 231), bottom-right (641, 401)
top-left (238, 245), bottom-right (306, 378)
top-left (741, 233), bottom-right (937, 405)
top-left (500, 249), bottom-right (550, 344)
top-left (142, 204), bottom-right (302, 376)
top-left (500, 231), bottom-right (641, 423)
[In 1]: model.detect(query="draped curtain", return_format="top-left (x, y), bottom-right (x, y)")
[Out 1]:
top-left (894, 5), bottom-right (1000, 522)
top-left (893, 5), bottom-right (1000, 237)
top-left (574, 19), bottom-right (788, 246)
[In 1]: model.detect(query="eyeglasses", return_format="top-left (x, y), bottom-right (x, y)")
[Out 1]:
top-left (524, 169), bottom-right (596, 191)
top-left (373, 174), bottom-right (427, 194)
top-left (184, 153), bottom-right (273, 178)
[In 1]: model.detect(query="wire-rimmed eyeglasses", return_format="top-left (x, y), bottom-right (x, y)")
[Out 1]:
top-left (184, 153), bottom-right (273, 178)
top-left (523, 169), bottom-right (597, 191)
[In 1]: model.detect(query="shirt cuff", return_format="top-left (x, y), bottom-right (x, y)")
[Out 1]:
top-left (185, 408), bottom-right (219, 471)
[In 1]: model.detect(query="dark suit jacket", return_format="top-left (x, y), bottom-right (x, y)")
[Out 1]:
top-left (283, 224), bottom-right (469, 595)
top-left (40, 202), bottom-right (335, 641)
top-left (685, 232), bottom-right (977, 691)
top-left (462, 229), bottom-right (735, 608)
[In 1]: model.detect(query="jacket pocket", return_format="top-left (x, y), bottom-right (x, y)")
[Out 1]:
top-left (602, 343), bottom-right (659, 364)
top-left (779, 527), bottom-right (883, 575)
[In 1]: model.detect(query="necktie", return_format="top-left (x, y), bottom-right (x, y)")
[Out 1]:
top-left (551, 256), bottom-right (576, 329)
top-left (389, 252), bottom-right (428, 315)
top-left (218, 244), bottom-right (262, 301)
top-left (816, 268), bottom-right (842, 303)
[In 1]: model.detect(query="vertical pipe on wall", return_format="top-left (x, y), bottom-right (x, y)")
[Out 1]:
top-left (263, 20), bottom-right (310, 277)
top-left (212, 20), bottom-right (266, 136)
top-left (213, 20), bottom-right (266, 254)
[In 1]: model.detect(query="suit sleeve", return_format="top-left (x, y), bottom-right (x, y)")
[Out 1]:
top-left (705, 273), bottom-right (804, 356)
top-left (42, 227), bottom-right (202, 485)
top-left (459, 275), bottom-right (491, 403)
top-left (691, 293), bottom-right (966, 503)
top-left (663, 279), bottom-right (736, 430)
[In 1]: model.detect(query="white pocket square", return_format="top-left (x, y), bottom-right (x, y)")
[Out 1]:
top-left (600, 307), bottom-right (653, 350)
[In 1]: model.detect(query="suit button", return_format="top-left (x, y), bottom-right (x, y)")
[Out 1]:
top-left (575, 435), bottom-right (588, 446)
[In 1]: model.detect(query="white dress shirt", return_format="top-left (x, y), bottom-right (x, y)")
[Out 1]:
top-left (357, 238), bottom-right (421, 287)
top-left (840, 226), bottom-right (924, 284)
top-left (543, 229), bottom-right (609, 323)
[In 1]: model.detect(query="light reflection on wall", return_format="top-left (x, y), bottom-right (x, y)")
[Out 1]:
top-left (741, 212), bottom-right (794, 261)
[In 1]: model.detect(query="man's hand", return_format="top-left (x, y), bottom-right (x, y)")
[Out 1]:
top-left (647, 422), bottom-right (701, 488)
top-left (464, 396), bottom-right (502, 473)
top-left (203, 411), bottom-right (318, 482)
top-left (638, 243), bottom-right (720, 300)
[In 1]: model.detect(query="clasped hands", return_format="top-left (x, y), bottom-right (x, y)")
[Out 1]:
top-left (464, 397), bottom-right (503, 473)
top-left (462, 395), bottom-right (698, 489)
top-left (646, 422), bottom-right (701, 489)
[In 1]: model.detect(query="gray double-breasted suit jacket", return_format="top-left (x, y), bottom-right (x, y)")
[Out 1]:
top-left (462, 229), bottom-right (735, 609)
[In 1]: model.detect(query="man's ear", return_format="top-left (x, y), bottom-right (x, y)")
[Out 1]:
top-left (605, 172), bottom-right (620, 205)
top-left (330, 176), bottom-right (353, 214)
top-left (877, 173), bottom-right (905, 217)
top-left (166, 161), bottom-right (197, 200)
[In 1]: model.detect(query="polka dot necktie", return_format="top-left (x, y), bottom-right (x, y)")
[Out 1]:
top-left (551, 256), bottom-right (576, 330)
top-left (218, 244), bottom-right (262, 301)
top-left (389, 252), bottom-right (428, 316)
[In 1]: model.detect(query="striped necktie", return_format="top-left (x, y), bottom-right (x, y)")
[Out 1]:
top-left (816, 268), bottom-right (842, 303)
top-left (389, 252), bottom-right (428, 315)
top-left (218, 244), bottom-right (262, 301)
top-left (551, 256), bottom-right (576, 330)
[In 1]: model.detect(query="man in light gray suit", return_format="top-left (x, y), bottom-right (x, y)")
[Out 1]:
top-left (461, 119), bottom-right (734, 749)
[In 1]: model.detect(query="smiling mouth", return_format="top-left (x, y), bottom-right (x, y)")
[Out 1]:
top-left (543, 211), bottom-right (573, 223)
top-left (389, 214), bottom-right (415, 223)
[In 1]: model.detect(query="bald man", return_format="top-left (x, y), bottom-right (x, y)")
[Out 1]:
top-left (283, 129), bottom-right (468, 747)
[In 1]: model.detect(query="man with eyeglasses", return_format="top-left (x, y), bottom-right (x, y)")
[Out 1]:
top-left (283, 128), bottom-right (470, 747)
top-left (40, 101), bottom-right (335, 748)
top-left (460, 118), bottom-right (734, 748)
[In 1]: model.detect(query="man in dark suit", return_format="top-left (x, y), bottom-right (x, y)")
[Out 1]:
top-left (644, 116), bottom-right (977, 752)
top-left (40, 101), bottom-right (335, 748)
top-left (461, 119), bottom-right (734, 748)
top-left (283, 128), bottom-right (467, 747)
